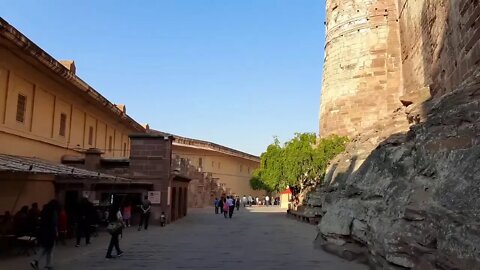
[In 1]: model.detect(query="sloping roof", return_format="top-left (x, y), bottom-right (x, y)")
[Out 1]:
top-left (0, 17), bottom-right (145, 133)
top-left (0, 154), bottom-right (129, 181)
top-left (148, 129), bottom-right (260, 162)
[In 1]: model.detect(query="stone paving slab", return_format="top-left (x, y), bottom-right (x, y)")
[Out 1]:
top-left (1, 206), bottom-right (367, 270)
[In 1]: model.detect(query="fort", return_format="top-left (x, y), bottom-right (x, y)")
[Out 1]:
top-left (319, 0), bottom-right (402, 137)
top-left (314, 1), bottom-right (480, 268)
top-left (320, 0), bottom-right (480, 137)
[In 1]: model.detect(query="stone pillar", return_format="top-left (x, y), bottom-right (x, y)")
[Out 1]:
top-left (319, 0), bottom-right (403, 137)
top-left (129, 134), bottom-right (173, 223)
top-left (84, 148), bottom-right (102, 171)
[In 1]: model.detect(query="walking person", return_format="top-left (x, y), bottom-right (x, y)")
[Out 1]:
top-left (227, 196), bottom-right (235, 218)
top-left (30, 200), bottom-right (60, 270)
top-left (247, 195), bottom-right (253, 207)
top-left (75, 198), bottom-right (94, 247)
top-left (235, 196), bottom-right (240, 211)
top-left (214, 198), bottom-right (219, 214)
top-left (105, 205), bottom-right (124, 259)
top-left (219, 197), bottom-right (224, 214)
top-left (265, 195), bottom-right (270, 206)
top-left (242, 195), bottom-right (247, 207)
top-left (138, 195), bottom-right (151, 231)
top-left (222, 198), bottom-right (229, 219)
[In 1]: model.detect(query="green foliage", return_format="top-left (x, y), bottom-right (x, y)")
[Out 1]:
top-left (249, 175), bottom-right (270, 191)
top-left (251, 133), bottom-right (348, 192)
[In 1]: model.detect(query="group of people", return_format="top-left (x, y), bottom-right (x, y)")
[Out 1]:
top-left (0, 202), bottom-right (64, 270)
top-left (0, 194), bottom-right (163, 269)
top-left (0, 203), bottom-right (69, 240)
top-left (214, 196), bottom-right (240, 218)
top-left (233, 195), bottom-right (281, 208)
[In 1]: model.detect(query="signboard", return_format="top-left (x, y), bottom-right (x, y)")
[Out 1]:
top-left (148, 191), bottom-right (161, 204)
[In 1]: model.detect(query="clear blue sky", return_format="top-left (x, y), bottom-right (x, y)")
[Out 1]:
top-left (2, 0), bottom-right (326, 156)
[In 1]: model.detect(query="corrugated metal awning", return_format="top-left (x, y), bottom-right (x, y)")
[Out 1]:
top-left (0, 154), bottom-right (128, 181)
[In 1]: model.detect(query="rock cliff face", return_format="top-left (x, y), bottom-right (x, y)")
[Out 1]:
top-left (312, 73), bottom-right (480, 269)
top-left (314, 1), bottom-right (480, 268)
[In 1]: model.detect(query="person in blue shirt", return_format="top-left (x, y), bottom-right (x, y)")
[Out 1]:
top-left (214, 198), bottom-right (219, 214)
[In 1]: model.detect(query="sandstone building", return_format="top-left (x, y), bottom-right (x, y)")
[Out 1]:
top-left (148, 129), bottom-right (263, 202)
top-left (0, 17), bottom-right (145, 214)
top-left (0, 17), bottom-right (259, 223)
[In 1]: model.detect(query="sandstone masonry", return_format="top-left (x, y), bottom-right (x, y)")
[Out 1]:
top-left (320, 0), bottom-right (480, 137)
top-left (314, 1), bottom-right (480, 269)
top-left (320, 0), bottom-right (402, 137)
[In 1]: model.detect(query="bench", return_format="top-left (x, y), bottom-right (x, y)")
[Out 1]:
top-left (288, 210), bottom-right (321, 225)
top-left (16, 235), bottom-right (37, 256)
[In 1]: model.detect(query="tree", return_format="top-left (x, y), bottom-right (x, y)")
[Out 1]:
top-left (250, 137), bottom-right (284, 192)
top-left (251, 133), bottom-right (348, 192)
top-left (249, 175), bottom-right (270, 191)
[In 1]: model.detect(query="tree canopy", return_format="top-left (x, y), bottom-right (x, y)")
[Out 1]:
top-left (250, 133), bottom-right (348, 192)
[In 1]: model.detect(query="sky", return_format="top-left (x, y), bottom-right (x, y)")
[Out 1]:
top-left (2, 0), bottom-right (326, 156)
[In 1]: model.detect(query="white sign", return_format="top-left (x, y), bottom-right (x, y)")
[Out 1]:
top-left (148, 191), bottom-right (161, 204)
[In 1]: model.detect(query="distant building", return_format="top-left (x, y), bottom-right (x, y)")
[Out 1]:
top-left (148, 129), bottom-right (264, 200)
top-left (0, 18), bottom-right (258, 225)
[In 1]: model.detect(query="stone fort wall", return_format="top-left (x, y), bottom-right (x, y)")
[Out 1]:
top-left (319, 0), bottom-right (402, 137)
top-left (398, 0), bottom-right (480, 101)
top-left (319, 0), bottom-right (480, 137)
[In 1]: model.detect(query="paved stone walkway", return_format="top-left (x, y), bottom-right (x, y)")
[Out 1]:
top-left (1, 206), bottom-right (367, 270)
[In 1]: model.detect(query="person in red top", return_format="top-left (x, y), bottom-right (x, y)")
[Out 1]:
top-left (57, 207), bottom-right (68, 245)
top-left (122, 204), bottom-right (132, 227)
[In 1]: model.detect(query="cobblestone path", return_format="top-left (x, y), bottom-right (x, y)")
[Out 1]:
top-left (3, 207), bottom-right (367, 270)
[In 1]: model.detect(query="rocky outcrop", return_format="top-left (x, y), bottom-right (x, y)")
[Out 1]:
top-left (313, 76), bottom-right (480, 269)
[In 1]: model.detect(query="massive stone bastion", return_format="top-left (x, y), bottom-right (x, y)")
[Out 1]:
top-left (314, 0), bottom-right (480, 269)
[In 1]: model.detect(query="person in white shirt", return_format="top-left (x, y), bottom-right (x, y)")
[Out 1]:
top-left (226, 196), bottom-right (234, 218)
top-left (242, 195), bottom-right (247, 207)
top-left (106, 205), bottom-right (124, 259)
top-left (265, 195), bottom-right (270, 206)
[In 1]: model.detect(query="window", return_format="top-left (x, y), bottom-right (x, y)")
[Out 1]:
top-left (108, 136), bottom-right (113, 152)
top-left (16, 94), bottom-right (27, 123)
top-left (59, 113), bottom-right (67, 137)
top-left (198, 158), bottom-right (203, 168)
top-left (88, 126), bottom-right (94, 145)
top-left (123, 143), bottom-right (127, 156)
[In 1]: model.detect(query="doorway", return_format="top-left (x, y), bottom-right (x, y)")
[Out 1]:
top-left (171, 187), bottom-right (177, 221)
